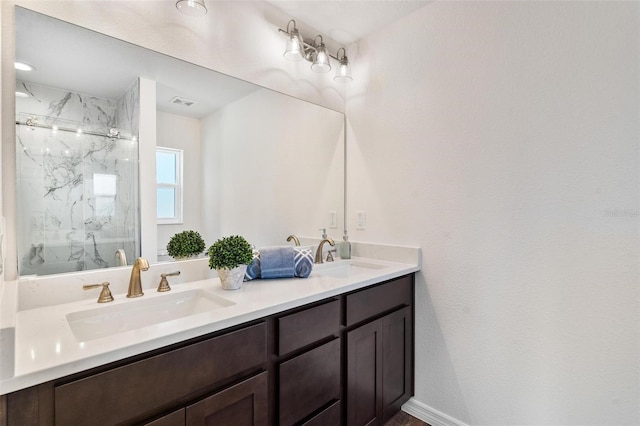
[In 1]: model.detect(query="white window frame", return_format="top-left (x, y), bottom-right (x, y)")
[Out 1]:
top-left (156, 147), bottom-right (183, 225)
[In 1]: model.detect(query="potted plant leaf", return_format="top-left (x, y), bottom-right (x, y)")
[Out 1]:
top-left (166, 230), bottom-right (206, 260)
top-left (208, 235), bottom-right (253, 290)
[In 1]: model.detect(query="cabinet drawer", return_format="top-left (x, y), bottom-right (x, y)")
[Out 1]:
top-left (54, 322), bottom-right (267, 426)
top-left (277, 299), bottom-right (340, 355)
top-left (279, 338), bottom-right (340, 426)
top-left (345, 275), bottom-right (412, 326)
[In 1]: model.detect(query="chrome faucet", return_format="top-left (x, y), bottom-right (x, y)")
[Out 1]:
top-left (127, 257), bottom-right (149, 298)
top-left (314, 238), bottom-right (335, 264)
top-left (286, 234), bottom-right (301, 246)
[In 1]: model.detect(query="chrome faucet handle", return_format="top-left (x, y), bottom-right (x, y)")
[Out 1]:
top-left (158, 271), bottom-right (180, 292)
top-left (83, 282), bottom-right (114, 303)
top-left (326, 249), bottom-right (336, 262)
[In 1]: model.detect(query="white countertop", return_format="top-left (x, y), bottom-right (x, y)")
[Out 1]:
top-left (0, 255), bottom-right (419, 395)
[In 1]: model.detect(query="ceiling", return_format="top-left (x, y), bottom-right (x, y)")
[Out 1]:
top-left (265, 0), bottom-right (432, 45)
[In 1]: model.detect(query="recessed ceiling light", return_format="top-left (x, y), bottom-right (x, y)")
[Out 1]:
top-left (15, 91), bottom-right (29, 98)
top-left (170, 96), bottom-right (197, 107)
top-left (15, 62), bottom-right (35, 72)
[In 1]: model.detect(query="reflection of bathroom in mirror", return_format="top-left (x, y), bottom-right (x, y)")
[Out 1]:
top-left (13, 7), bottom-right (345, 277)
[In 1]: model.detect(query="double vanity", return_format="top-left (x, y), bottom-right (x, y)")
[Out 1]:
top-left (0, 244), bottom-right (419, 426)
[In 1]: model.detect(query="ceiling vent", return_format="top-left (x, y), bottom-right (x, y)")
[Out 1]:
top-left (169, 96), bottom-right (197, 107)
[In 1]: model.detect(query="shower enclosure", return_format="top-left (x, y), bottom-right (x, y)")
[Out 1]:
top-left (15, 80), bottom-right (140, 276)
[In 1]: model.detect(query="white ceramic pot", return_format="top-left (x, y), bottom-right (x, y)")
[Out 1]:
top-left (217, 265), bottom-right (247, 290)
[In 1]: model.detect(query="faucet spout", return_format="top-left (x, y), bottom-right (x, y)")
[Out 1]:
top-left (314, 238), bottom-right (335, 264)
top-left (127, 257), bottom-right (149, 298)
top-left (286, 234), bottom-right (301, 246)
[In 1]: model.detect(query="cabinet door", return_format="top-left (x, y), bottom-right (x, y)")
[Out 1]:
top-left (186, 372), bottom-right (268, 426)
top-left (347, 306), bottom-right (413, 426)
top-left (346, 319), bottom-right (383, 426)
top-left (382, 306), bottom-right (412, 422)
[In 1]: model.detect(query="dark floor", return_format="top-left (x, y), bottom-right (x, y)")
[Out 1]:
top-left (384, 410), bottom-right (430, 426)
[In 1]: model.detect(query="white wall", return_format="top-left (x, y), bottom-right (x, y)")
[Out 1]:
top-left (347, 1), bottom-right (639, 425)
top-left (156, 111), bottom-right (202, 254)
top-left (200, 88), bottom-right (344, 248)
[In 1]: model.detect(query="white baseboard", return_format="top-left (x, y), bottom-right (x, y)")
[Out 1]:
top-left (402, 398), bottom-right (469, 426)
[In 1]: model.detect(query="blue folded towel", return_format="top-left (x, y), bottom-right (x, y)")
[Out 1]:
top-left (294, 247), bottom-right (313, 278)
top-left (260, 246), bottom-right (296, 279)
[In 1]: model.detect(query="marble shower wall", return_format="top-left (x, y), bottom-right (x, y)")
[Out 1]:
top-left (15, 80), bottom-right (140, 276)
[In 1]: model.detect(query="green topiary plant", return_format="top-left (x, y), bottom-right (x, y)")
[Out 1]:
top-left (208, 235), bottom-right (253, 270)
top-left (166, 230), bottom-right (206, 259)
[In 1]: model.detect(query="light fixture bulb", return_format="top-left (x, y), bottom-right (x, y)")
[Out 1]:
top-left (176, 0), bottom-right (207, 17)
top-left (311, 40), bottom-right (331, 73)
top-left (334, 56), bottom-right (353, 82)
top-left (15, 91), bottom-right (29, 98)
top-left (284, 28), bottom-right (304, 61)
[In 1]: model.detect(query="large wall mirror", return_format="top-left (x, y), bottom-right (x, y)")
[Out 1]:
top-left (13, 7), bottom-right (345, 277)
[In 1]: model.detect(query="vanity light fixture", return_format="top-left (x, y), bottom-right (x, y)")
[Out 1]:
top-left (334, 48), bottom-right (352, 82)
top-left (278, 19), bottom-right (352, 81)
top-left (283, 20), bottom-right (304, 60)
top-left (310, 35), bottom-right (331, 73)
top-left (176, 0), bottom-right (207, 17)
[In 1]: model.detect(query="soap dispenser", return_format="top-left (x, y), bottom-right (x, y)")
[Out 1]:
top-left (339, 230), bottom-right (351, 259)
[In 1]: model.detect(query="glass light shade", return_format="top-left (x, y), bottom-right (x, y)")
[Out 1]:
top-left (176, 0), bottom-right (207, 17)
top-left (284, 29), bottom-right (304, 61)
top-left (311, 44), bottom-right (331, 73)
top-left (334, 57), bottom-right (352, 81)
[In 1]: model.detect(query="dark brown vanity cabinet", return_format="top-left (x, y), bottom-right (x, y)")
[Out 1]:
top-left (3, 274), bottom-right (414, 426)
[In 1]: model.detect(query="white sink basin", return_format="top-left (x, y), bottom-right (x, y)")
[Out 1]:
top-left (66, 290), bottom-right (235, 342)
top-left (313, 260), bottom-right (387, 278)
